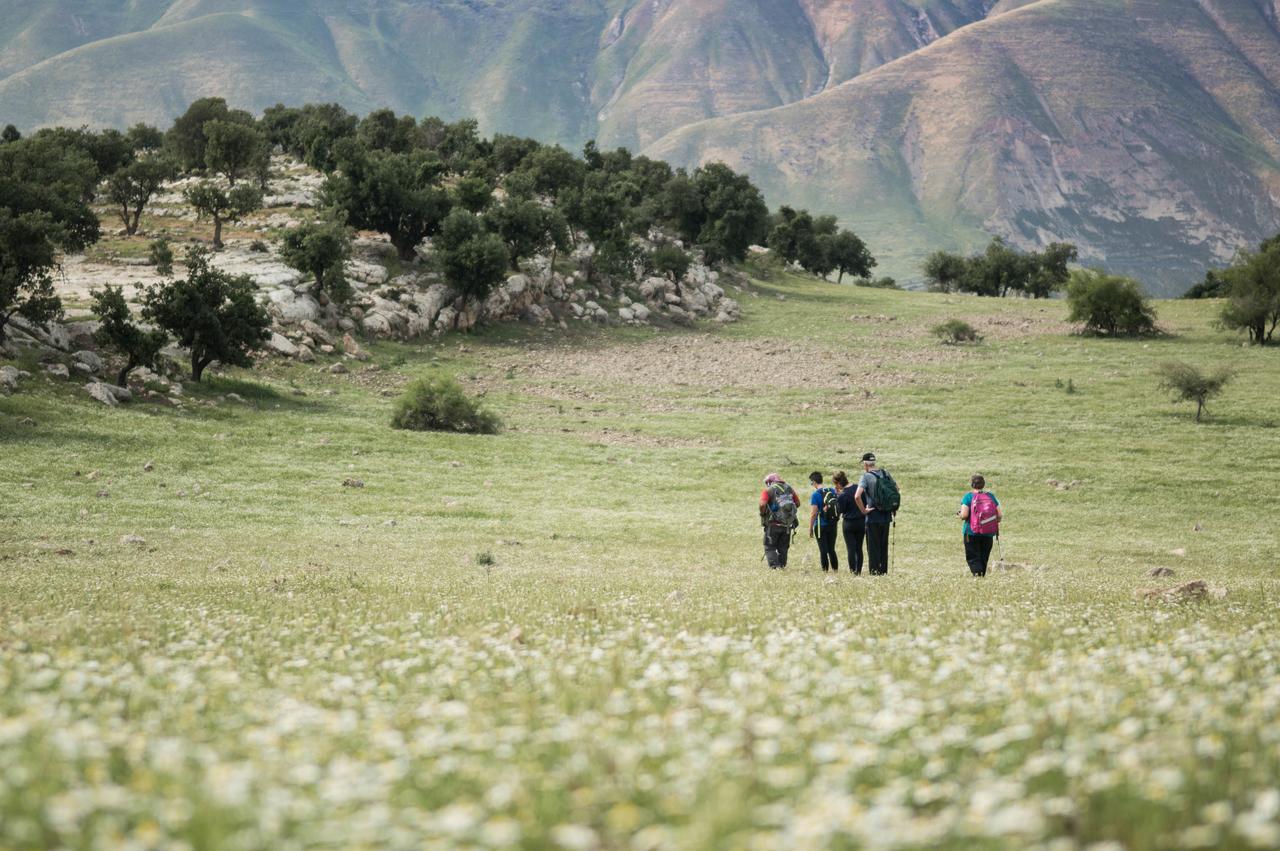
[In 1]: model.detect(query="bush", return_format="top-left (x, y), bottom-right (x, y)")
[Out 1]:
top-left (1065, 270), bottom-right (1157, 336)
top-left (932, 319), bottom-right (982, 344)
top-left (149, 238), bottom-right (174, 277)
top-left (650, 244), bottom-right (691, 281)
top-left (1217, 238), bottom-right (1279, 345)
top-left (390, 375), bottom-right (500, 434)
top-left (1157, 361), bottom-right (1235, 422)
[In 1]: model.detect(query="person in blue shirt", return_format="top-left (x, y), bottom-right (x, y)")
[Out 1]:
top-left (808, 471), bottom-right (840, 572)
top-left (958, 474), bottom-right (1002, 576)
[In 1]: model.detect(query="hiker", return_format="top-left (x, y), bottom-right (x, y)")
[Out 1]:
top-left (833, 471), bottom-right (864, 574)
top-left (854, 453), bottom-right (899, 575)
top-left (759, 473), bottom-right (800, 569)
top-left (958, 474), bottom-right (1002, 577)
top-left (808, 472), bottom-right (840, 572)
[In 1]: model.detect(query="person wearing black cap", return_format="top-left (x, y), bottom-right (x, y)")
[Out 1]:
top-left (854, 452), bottom-right (897, 575)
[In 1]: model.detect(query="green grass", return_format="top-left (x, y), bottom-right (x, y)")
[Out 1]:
top-left (2, 271), bottom-right (1279, 849)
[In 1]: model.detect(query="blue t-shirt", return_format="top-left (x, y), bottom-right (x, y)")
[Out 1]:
top-left (810, 487), bottom-right (836, 527)
top-left (961, 491), bottom-right (1000, 536)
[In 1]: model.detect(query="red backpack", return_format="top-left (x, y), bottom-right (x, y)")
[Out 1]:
top-left (969, 492), bottom-right (1000, 536)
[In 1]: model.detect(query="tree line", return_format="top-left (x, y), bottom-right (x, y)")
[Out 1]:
top-left (0, 98), bottom-right (878, 384)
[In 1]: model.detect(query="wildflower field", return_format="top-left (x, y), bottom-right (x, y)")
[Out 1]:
top-left (3, 271), bottom-right (1279, 849)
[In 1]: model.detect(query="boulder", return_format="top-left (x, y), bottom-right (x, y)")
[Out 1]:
top-left (296, 345), bottom-right (316, 363)
top-left (300, 320), bottom-right (334, 346)
top-left (329, 363), bottom-right (349, 375)
top-left (435, 306), bottom-right (458, 332)
top-left (346, 259), bottom-right (389, 286)
top-left (522, 304), bottom-right (552, 324)
top-left (72, 350), bottom-right (104, 373)
top-left (266, 333), bottom-right (299, 357)
top-left (1146, 567), bottom-right (1176, 578)
top-left (44, 363), bottom-right (70, 380)
top-left (630, 303), bottom-right (651, 322)
top-left (342, 334), bottom-right (369, 361)
top-left (1, 365), bottom-right (24, 393)
top-left (618, 307), bottom-right (635, 322)
top-left (85, 382), bottom-right (120, 406)
top-left (268, 289), bottom-right (322, 325)
top-left (64, 321), bottom-right (100, 350)
top-left (361, 312), bottom-right (396, 338)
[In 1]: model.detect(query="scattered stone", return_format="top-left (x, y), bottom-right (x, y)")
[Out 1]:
top-left (342, 478), bottom-right (364, 489)
top-left (143, 460), bottom-right (154, 472)
top-left (382, 519), bottom-right (397, 527)
top-left (121, 534), bottom-right (146, 546)
top-left (0, 365), bottom-right (22, 392)
top-left (1193, 523), bottom-right (1203, 532)
top-left (1168, 547), bottom-right (1187, 557)
top-left (1136, 579), bottom-right (1227, 602)
top-left (44, 363), bottom-right (70, 380)
top-left (225, 393), bottom-right (245, 404)
top-left (96, 490), bottom-right (109, 498)
top-left (266, 332), bottom-right (299, 357)
top-left (296, 345), bottom-right (315, 363)
top-left (328, 363), bottom-right (349, 375)
top-left (1146, 567), bottom-right (1176, 577)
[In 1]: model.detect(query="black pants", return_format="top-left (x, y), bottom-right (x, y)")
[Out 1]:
top-left (815, 523), bottom-right (839, 571)
top-left (764, 525), bottom-right (792, 568)
top-left (965, 534), bottom-right (995, 576)
top-left (866, 522), bottom-right (890, 575)
top-left (842, 519), bottom-right (865, 574)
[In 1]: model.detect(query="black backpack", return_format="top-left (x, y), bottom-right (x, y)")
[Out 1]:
top-left (820, 487), bottom-right (839, 523)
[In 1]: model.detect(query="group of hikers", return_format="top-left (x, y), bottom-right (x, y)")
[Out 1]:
top-left (757, 454), bottom-right (1004, 576)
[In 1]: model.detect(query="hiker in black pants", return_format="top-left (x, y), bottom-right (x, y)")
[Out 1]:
top-left (833, 471), bottom-right (864, 574)
top-left (854, 453), bottom-right (897, 575)
top-left (958, 474), bottom-right (1002, 576)
top-left (808, 472), bottom-right (840, 572)
top-left (759, 473), bottom-right (800, 569)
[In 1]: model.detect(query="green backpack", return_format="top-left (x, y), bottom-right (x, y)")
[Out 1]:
top-left (872, 470), bottom-right (901, 515)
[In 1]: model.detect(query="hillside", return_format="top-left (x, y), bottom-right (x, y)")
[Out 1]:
top-left (647, 0), bottom-right (1280, 293)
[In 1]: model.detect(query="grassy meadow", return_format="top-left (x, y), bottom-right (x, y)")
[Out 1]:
top-left (2, 268), bottom-right (1279, 849)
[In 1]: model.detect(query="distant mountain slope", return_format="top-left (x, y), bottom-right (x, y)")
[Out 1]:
top-left (3, 0), bottom-right (1280, 292)
top-left (0, 0), bottom-right (1015, 148)
top-left (646, 0), bottom-right (1280, 293)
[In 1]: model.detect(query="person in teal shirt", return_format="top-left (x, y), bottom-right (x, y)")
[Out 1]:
top-left (958, 474), bottom-right (1002, 576)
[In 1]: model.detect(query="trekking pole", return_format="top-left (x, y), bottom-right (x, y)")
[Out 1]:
top-left (996, 533), bottom-right (1006, 570)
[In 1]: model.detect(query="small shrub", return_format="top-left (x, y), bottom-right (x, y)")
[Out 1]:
top-left (1066, 270), bottom-right (1158, 336)
top-left (475, 551), bottom-right (495, 567)
top-left (390, 375), bottom-right (500, 434)
top-left (249, 239), bottom-right (269, 253)
top-left (1055, 378), bottom-right (1077, 394)
top-left (1157, 361), bottom-right (1235, 422)
top-left (932, 319), bottom-right (982, 344)
top-left (149, 238), bottom-right (174, 277)
top-left (650, 244), bottom-right (691, 282)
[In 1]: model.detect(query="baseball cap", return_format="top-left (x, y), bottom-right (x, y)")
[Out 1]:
top-left (861, 453), bottom-right (876, 463)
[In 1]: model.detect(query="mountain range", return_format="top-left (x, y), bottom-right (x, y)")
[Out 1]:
top-left (3, 0), bottom-right (1279, 293)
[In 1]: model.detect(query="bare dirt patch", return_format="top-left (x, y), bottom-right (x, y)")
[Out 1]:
top-left (490, 334), bottom-right (954, 392)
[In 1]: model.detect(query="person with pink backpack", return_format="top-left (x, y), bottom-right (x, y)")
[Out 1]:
top-left (958, 474), bottom-right (1002, 576)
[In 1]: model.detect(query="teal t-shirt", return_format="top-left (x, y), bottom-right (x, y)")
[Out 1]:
top-left (960, 491), bottom-right (1000, 536)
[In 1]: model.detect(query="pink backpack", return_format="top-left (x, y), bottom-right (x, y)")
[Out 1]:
top-left (969, 492), bottom-right (1000, 536)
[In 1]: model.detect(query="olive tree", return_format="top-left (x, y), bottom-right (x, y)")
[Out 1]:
top-left (142, 248), bottom-right (270, 382)
top-left (185, 181), bottom-right (262, 249)
top-left (90, 285), bottom-right (168, 386)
